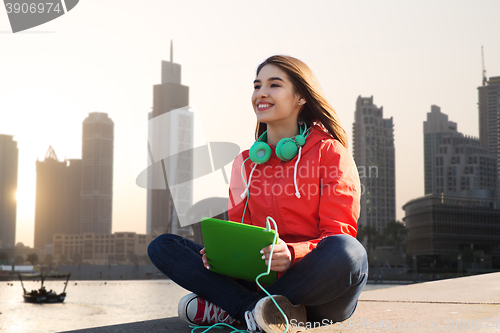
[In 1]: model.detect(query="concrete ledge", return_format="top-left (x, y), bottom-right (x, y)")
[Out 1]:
top-left (60, 273), bottom-right (500, 332)
top-left (59, 317), bottom-right (195, 333)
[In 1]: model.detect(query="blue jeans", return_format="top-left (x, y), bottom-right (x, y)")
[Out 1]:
top-left (148, 233), bottom-right (368, 323)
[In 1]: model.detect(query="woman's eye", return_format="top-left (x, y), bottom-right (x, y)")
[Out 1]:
top-left (254, 85), bottom-right (261, 90)
top-left (271, 84), bottom-right (280, 88)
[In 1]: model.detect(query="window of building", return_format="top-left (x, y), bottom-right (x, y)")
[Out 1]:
top-left (116, 240), bottom-right (125, 253)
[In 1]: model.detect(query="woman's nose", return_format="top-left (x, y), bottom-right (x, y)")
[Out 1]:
top-left (257, 87), bottom-right (269, 98)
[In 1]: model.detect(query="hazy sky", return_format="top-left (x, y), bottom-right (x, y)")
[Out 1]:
top-left (1, 0), bottom-right (499, 248)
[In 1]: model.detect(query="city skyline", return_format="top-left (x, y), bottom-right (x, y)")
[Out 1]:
top-left (33, 112), bottom-right (114, 252)
top-left (1, 0), bottom-right (500, 247)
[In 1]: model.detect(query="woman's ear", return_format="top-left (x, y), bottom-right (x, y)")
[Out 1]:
top-left (298, 98), bottom-right (306, 106)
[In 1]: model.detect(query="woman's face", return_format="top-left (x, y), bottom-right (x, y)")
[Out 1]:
top-left (252, 64), bottom-right (303, 127)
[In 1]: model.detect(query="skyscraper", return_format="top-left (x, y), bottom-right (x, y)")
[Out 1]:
top-left (423, 105), bottom-right (458, 195)
top-left (478, 76), bottom-right (500, 173)
top-left (63, 159), bottom-right (82, 235)
top-left (424, 105), bottom-right (497, 198)
top-left (81, 112), bottom-right (114, 234)
top-left (0, 135), bottom-right (18, 249)
top-left (34, 148), bottom-right (82, 250)
top-left (434, 133), bottom-right (497, 196)
top-left (34, 147), bottom-right (67, 249)
top-left (352, 96), bottom-right (395, 232)
top-left (147, 43), bottom-right (193, 236)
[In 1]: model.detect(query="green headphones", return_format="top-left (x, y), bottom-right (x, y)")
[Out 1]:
top-left (249, 123), bottom-right (308, 164)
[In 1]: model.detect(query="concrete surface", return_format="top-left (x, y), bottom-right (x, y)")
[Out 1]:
top-left (61, 273), bottom-right (500, 332)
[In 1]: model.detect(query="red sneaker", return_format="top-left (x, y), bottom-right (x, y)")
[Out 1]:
top-left (178, 293), bottom-right (243, 326)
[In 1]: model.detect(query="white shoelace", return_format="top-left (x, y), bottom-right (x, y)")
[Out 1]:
top-left (244, 310), bottom-right (262, 332)
top-left (202, 302), bottom-right (239, 325)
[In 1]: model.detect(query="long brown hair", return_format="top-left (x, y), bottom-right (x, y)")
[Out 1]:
top-left (254, 55), bottom-right (348, 148)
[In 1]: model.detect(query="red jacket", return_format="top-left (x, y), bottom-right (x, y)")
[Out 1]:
top-left (228, 125), bottom-right (361, 267)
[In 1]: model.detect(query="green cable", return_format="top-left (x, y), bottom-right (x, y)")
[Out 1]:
top-left (240, 157), bottom-right (251, 224)
top-left (254, 217), bottom-right (289, 333)
top-left (189, 322), bottom-right (247, 333)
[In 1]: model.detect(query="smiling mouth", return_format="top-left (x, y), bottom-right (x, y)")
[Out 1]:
top-left (257, 103), bottom-right (273, 111)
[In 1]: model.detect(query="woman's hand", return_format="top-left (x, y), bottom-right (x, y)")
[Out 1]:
top-left (200, 248), bottom-right (210, 270)
top-left (260, 238), bottom-right (292, 272)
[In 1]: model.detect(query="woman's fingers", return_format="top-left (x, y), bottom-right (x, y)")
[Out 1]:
top-left (200, 248), bottom-right (210, 270)
top-left (260, 239), bottom-right (292, 272)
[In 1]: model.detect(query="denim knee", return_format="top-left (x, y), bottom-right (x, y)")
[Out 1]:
top-left (147, 233), bottom-right (180, 264)
top-left (318, 235), bottom-right (368, 274)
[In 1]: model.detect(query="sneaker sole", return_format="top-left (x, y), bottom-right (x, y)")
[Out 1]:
top-left (254, 295), bottom-right (307, 333)
top-left (177, 293), bottom-right (244, 327)
top-left (177, 293), bottom-right (198, 325)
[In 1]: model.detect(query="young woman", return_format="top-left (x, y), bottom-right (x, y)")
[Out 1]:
top-left (148, 55), bottom-right (368, 333)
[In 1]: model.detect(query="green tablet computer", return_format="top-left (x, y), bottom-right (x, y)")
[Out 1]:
top-left (200, 217), bottom-right (278, 285)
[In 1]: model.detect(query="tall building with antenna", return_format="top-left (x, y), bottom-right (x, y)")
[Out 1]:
top-left (478, 76), bottom-right (500, 161)
top-left (147, 41), bottom-right (193, 237)
top-left (478, 47), bottom-right (500, 182)
top-left (403, 48), bottom-right (500, 266)
top-left (0, 135), bottom-right (18, 249)
top-left (81, 112), bottom-right (114, 234)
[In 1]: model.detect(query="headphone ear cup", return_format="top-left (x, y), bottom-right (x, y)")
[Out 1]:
top-left (275, 139), bottom-right (285, 160)
top-left (249, 141), bottom-right (271, 164)
top-left (295, 134), bottom-right (306, 147)
top-left (276, 138), bottom-right (298, 161)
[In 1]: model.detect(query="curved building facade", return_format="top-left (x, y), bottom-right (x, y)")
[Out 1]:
top-left (403, 194), bottom-right (500, 266)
